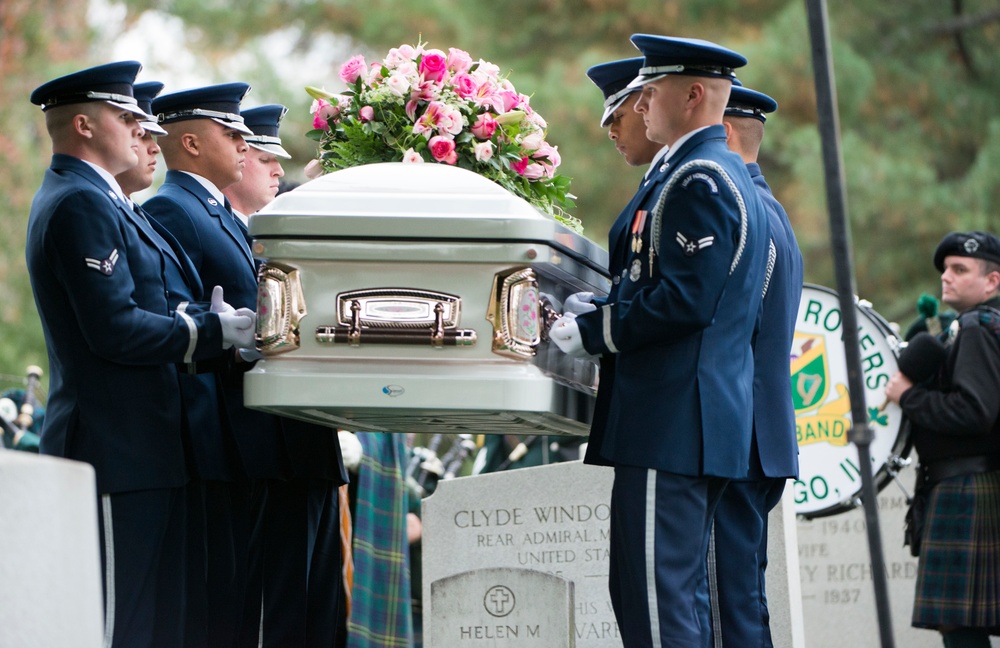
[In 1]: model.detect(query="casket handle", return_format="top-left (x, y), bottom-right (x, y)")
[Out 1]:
top-left (316, 300), bottom-right (477, 348)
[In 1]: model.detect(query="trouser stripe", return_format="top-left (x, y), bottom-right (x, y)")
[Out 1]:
top-left (645, 469), bottom-right (662, 648)
top-left (101, 494), bottom-right (116, 648)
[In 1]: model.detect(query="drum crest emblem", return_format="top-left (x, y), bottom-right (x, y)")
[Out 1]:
top-left (791, 332), bottom-right (851, 448)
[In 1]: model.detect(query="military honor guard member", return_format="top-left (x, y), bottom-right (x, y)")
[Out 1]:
top-left (479, 57), bottom-right (669, 480)
top-left (26, 62), bottom-right (255, 648)
top-left (886, 231), bottom-right (1000, 648)
top-left (552, 36), bottom-right (771, 647)
top-left (223, 102), bottom-right (349, 648)
top-left (708, 82), bottom-right (803, 647)
top-left (586, 56), bottom-right (666, 169)
top-left (146, 91), bottom-right (346, 647)
top-left (223, 103), bottom-right (290, 222)
top-left (141, 82), bottom-right (269, 647)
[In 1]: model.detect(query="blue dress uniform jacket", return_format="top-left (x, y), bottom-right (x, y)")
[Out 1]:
top-left (145, 170), bottom-right (292, 480)
top-left (26, 155), bottom-right (225, 494)
top-left (708, 163), bottom-right (803, 647)
top-left (578, 125), bottom-right (770, 479)
top-left (748, 163), bottom-right (802, 479)
top-left (144, 209), bottom-right (244, 482)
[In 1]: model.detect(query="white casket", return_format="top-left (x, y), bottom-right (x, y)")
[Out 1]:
top-left (244, 163), bottom-right (610, 436)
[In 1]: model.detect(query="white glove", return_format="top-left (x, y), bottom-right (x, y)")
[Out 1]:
top-left (210, 285), bottom-right (236, 315)
top-left (550, 314), bottom-right (589, 357)
top-left (563, 291), bottom-right (597, 315)
top-left (338, 431), bottom-right (364, 472)
top-left (238, 348), bottom-right (265, 363)
top-left (219, 308), bottom-right (256, 350)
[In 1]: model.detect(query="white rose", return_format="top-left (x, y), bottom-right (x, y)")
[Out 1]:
top-left (386, 73), bottom-right (411, 97)
top-left (474, 141), bottom-right (494, 162)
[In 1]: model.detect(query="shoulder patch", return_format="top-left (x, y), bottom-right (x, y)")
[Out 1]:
top-left (84, 249), bottom-right (119, 276)
top-left (681, 172), bottom-right (719, 194)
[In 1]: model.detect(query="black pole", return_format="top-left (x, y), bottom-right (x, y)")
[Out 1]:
top-left (804, 2), bottom-right (896, 646)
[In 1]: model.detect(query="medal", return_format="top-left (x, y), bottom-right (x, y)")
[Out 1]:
top-left (631, 209), bottom-right (647, 253)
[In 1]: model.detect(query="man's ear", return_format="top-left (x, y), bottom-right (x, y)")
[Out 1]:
top-left (986, 269), bottom-right (1000, 295)
top-left (722, 120), bottom-right (733, 141)
top-left (181, 132), bottom-right (200, 156)
top-left (73, 113), bottom-right (93, 139)
top-left (688, 81), bottom-right (705, 105)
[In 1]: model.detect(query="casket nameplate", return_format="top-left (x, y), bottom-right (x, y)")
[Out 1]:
top-left (315, 288), bottom-right (477, 348)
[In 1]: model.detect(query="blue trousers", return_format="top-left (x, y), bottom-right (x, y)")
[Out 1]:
top-left (97, 486), bottom-right (187, 648)
top-left (260, 477), bottom-right (343, 648)
top-left (609, 466), bottom-right (728, 648)
top-left (708, 477), bottom-right (786, 647)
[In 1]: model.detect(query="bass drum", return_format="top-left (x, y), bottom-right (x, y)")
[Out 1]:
top-left (791, 284), bottom-right (911, 518)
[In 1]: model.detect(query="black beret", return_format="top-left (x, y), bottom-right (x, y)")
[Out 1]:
top-left (933, 230), bottom-right (1000, 272)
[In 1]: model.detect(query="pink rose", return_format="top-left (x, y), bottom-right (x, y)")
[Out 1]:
top-left (498, 90), bottom-right (521, 113)
top-left (476, 60), bottom-right (500, 80)
top-left (532, 143), bottom-right (561, 168)
top-left (473, 141), bottom-right (494, 162)
top-left (428, 136), bottom-right (458, 165)
top-left (520, 131), bottom-right (544, 152)
top-left (511, 156), bottom-right (529, 175)
top-left (522, 163), bottom-right (545, 180)
top-left (437, 105), bottom-right (464, 136)
top-left (339, 55), bottom-right (368, 84)
top-left (310, 98), bottom-right (340, 130)
top-left (447, 48), bottom-right (473, 74)
top-left (386, 45), bottom-right (416, 68)
top-left (471, 114), bottom-right (497, 140)
top-left (402, 148), bottom-right (424, 164)
top-left (359, 106), bottom-right (375, 122)
top-left (419, 50), bottom-right (448, 82)
top-left (452, 72), bottom-right (478, 99)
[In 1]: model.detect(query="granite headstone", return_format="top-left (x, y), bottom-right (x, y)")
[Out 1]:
top-left (429, 567), bottom-right (574, 647)
top-left (0, 451), bottom-right (103, 648)
top-left (795, 456), bottom-right (1000, 647)
top-left (422, 460), bottom-right (806, 647)
top-left (422, 461), bottom-right (619, 647)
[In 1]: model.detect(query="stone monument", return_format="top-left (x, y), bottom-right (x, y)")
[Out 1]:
top-left (0, 451), bottom-right (103, 648)
top-left (429, 567), bottom-right (574, 647)
top-left (422, 460), bottom-right (804, 647)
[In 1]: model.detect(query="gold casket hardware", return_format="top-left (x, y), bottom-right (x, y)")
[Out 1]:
top-left (487, 266), bottom-right (550, 359)
top-left (315, 290), bottom-right (477, 348)
top-left (256, 264), bottom-right (307, 355)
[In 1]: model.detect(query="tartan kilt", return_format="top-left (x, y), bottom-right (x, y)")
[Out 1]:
top-left (912, 470), bottom-right (1000, 633)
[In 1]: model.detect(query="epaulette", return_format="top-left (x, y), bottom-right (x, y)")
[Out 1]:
top-left (959, 305), bottom-right (1000, 343)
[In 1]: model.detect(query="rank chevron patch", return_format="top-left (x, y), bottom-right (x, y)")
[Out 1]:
top-left (85, 249), bottom-right (119, 276)
top-left (676, 232), bottom-right (714, 256)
